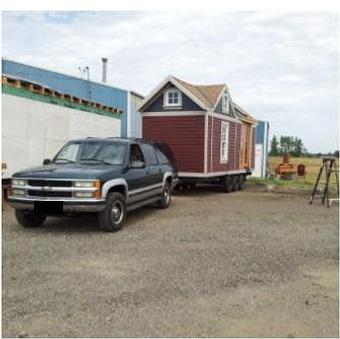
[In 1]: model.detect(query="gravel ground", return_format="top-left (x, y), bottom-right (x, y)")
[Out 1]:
top-left (2, 188), bottom-right (339, 337)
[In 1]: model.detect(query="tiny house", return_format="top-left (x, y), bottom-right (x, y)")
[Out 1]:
top-left (139, 75), bottom-right (257, 191)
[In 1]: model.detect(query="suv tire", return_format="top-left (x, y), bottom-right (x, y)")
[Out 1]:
top-left (98, 192), bottom-right (127, 232)
top-left (158, 182), bottom-right (171, 208)
top-left (15, 210), bottom-right (46, 228)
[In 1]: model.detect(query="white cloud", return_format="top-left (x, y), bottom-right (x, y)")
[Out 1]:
top-left (2, 11), bottom-right (339, 152)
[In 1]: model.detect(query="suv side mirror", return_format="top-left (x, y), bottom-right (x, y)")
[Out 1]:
top-left (43, 158), bottom-right (51, 165)
top-left (130, 160), bottom-right (145, 168)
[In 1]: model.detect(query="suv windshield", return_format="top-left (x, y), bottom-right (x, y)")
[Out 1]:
top-left (53, 141), bottom-right (127, 165)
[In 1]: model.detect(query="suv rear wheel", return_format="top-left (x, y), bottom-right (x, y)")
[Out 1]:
top-left (98, 192), bottom-right (127, 232)
top-left (15, 210), bottom-right (46, 228)
top-left (158, 182), bottom-right (171, 208)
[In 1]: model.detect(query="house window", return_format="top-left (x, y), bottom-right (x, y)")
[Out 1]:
top-left (222, 94), bottom-right (229, 114)
top-left (220, 121), bottom-right (229, 163)
top-left (164, 89), bottom-right (182, 107)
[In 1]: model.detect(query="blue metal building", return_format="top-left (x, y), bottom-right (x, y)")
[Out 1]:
top-left (2, 58), bottom-right (144, 138)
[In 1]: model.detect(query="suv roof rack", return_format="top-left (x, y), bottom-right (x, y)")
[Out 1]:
top-left (105, 137), bottom-right (153, 143)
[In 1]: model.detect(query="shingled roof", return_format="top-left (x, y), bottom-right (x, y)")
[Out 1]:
top-left (171, 76), bottom-right (225, 109)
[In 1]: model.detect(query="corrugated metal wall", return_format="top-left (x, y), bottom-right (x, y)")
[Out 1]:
top-left (2, 59), bottom-right (128, 137)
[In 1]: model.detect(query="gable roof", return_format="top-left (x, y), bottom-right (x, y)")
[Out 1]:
top-left (171, 76), bottom-right (226, 109)
top-left (138, 75), bottom-right (226, 111)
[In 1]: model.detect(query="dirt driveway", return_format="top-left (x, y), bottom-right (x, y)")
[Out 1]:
top-left (2, 188), bottom-right (339, 337)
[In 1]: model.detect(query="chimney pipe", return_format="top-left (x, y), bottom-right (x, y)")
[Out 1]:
top-left (101, 58), bottom-right (108, 83)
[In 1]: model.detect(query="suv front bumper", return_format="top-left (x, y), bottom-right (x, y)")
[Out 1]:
top-left (8, 197), bottom-right (106, 213)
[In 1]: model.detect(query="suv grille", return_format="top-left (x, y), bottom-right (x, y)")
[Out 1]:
top-left (28, 179), bottom-right (72, 187)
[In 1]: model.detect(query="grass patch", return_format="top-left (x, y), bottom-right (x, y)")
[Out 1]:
top-left (248, 156), bottom-right (339, 194)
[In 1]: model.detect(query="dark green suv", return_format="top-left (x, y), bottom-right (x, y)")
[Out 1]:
top-left (8, 138), bottom-right (178, 232)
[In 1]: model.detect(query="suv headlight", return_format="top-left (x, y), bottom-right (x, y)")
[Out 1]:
top-left (74, 181), bottom-right (96, 188)
top-left (74, 192), bottom-right (95, 198)
top-left (11, 179), bottom-right (27, 196)
top-left (73, 180), bottom-right (101, 199)
top-left (12, 189), bottom-right (26, 196)
top-left (12, 179), bottom-right (27, 186)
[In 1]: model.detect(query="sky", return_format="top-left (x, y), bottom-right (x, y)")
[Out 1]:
top-left (2, 11), bottom-right (339, 153)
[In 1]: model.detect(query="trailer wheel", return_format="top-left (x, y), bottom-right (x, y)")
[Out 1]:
top-left (222, 176), bottom-right (232, 193)
top-left (231, 176), bottom-right (238, 192)
top-left (239, 175), bottom-right (246, 190)
top-left (188, 182), bottom-right (196, 190)
top-left (15, 210), bottom-right (46, 228)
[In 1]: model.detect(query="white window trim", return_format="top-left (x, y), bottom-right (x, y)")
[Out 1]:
top-left (220, 121), bottom-right (229, 163)
top-left (222, 94), bottom-right (229, 114)
top-left (163, 89), bottom-right (182, 107)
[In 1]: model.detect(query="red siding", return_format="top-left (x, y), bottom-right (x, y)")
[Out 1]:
top-left (207, 117), bottom-right (242, 172)
top-left (142, 116), bottom-right (205, 172)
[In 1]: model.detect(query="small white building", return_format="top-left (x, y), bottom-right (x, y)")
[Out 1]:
top-left (2, 75), bottom-right (121, 179)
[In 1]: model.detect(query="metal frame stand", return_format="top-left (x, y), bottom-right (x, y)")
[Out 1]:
top-left (309, 157), bottom-right (339, 207)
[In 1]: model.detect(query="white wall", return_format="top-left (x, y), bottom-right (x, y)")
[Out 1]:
top-left (251, 122), bottom-right (269, 178)
top-left (252, 144), bottom-right (264, 177)
top-left (128, 92), bottom-right (143, 138)
top-left (2, 93), bottom-right (121, 178)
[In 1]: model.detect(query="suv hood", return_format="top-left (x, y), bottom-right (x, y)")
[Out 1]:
top-left (13, 163), bottom-right (126, 180)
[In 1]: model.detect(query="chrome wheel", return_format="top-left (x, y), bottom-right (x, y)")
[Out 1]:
top-left (98, 192), bottom-right (126, 232)
top-left (158, 182), bottom-right (171, 209)
top-left (163, 186), bottom-right (170, 205)
top-left (111, 201), bottom-right (124, 224)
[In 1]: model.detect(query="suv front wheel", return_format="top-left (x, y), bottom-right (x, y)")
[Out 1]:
top-left (15, 210), bottom-right (46, 228)
top-left (98, 192), bottom-right (127, 232)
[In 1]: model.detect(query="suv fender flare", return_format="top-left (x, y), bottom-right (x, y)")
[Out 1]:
top-left (101, 178), bottom-right (128, 199)
top-left (163, 172), bottom-right (173, 186)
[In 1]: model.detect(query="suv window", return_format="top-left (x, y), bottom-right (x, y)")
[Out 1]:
top-left (54, 141), bottom-right (126, 165)
top-left (140, 143), bottom-right (158, 165)
top-left (155, 142), bottom-right (176, 167)
top-left (56, 143), bottom-right (80, 162)
top-left (155, 147), bottom-right (169, 164)
top-left (130, 144), bottom-right (144, 162)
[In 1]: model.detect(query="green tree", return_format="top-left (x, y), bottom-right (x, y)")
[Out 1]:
top-left (269, 135), bottom-right (279, 156)
top-left (292, 137), bottom-right (303, 157)
top-left (278, 135), bottom-right (306, 157)
top-left (280, 136), bottom-right (294, 154)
